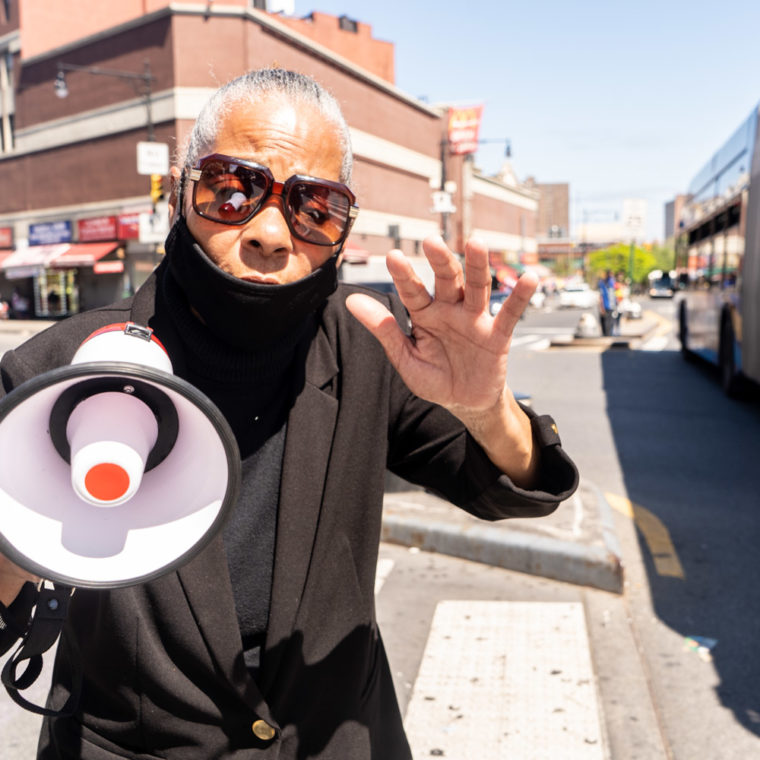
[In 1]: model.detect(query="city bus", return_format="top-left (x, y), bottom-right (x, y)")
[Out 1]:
top-left (674, 102), bottom-right (760, 396)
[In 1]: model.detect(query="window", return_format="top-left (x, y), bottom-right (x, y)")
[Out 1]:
top-left (338, 15), bottom-right (358, 32)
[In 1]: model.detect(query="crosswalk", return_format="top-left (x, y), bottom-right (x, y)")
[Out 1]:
top-left (375, 556), bottom-right (607, 760)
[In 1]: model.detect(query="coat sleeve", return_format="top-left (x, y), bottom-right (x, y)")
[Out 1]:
top-left (382, 295), bottom-right (579, 521)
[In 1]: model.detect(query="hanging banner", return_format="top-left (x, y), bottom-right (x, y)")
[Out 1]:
top-left (447, 105), bottom-right (484, 155)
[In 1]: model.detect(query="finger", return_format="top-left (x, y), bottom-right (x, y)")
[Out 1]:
top-left (345, 292), bottom-right (410, 368)
top-left (422, 236), bottom-right (463, 303)
top-left (493, 271), bottom-right (538, 337)
top-left (385, 249), bottom-right (432, 313)
top-left (462, 237), bottom-right (491, 313)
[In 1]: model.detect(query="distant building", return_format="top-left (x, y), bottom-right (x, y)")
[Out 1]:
top-left (664, 194), bottom-right (689, 240)
top-left (0, 0), bottom-right (537, 314)
top-left (524, 180), bottom-right (572, 267)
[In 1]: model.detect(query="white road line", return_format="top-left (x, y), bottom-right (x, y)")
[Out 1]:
top-left (640, 335), bottom-right (669, 351)
top-left (404, 601), bottom-right (605, 760)
top-left (374, 557), bottom-right (395, 595)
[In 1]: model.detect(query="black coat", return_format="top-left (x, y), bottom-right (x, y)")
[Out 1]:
top-left (0, 269), bottom-right (578, 759)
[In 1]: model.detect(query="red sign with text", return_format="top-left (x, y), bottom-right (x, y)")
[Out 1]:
top-left (0, 227), bottom-right (12, 248)
top-left (447, 105), bottom-right (484, 155)
top-left (78, 216), bottom-right (117, 242)
top-left (117, 212), bottom-right (143, 240)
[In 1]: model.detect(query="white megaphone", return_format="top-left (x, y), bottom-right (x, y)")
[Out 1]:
top-left (0, 322), bottom-right (240, 588)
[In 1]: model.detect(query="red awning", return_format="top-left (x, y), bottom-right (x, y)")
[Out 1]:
top-left (1, 244), bottom-right (69, 272)
top-left (49, 242), bottom-right (118, 268)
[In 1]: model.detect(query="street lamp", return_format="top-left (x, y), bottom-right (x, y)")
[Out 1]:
top-left (438, 136), bottom-right (511, 243)
top-left (54, 59), bottom-right (155, 141)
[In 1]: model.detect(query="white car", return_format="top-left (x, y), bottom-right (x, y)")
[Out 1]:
top-left (559, 283), bottom-right (598, 309)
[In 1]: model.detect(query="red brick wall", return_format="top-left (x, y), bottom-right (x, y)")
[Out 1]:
top-left (272, 11), bottom-right (394, 84)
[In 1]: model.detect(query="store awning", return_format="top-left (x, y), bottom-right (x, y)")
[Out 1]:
top-left (49, 242), bottom-right (118, 269)
top-left (1, 244), bottom-right (70, 279)
top-left (0, 243), bottom-right (119, 278)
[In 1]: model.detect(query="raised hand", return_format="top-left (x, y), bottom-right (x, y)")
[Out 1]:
top-left (345, 235), bottom-right (540, 486)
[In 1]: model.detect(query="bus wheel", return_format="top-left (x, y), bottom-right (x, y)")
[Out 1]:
top-left (679, 302), bottom-right (693, 361)
top-left (720, 318), bottom-right (742, 397)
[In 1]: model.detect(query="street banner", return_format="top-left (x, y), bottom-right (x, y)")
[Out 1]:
top-left (448, 105), bottom-right (484, 155)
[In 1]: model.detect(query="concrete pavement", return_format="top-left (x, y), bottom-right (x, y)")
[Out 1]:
top-left (383, 476), bottom-right (624, 594)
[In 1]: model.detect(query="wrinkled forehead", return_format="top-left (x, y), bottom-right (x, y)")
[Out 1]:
top-left (208, 95), bottom-right (344, 179)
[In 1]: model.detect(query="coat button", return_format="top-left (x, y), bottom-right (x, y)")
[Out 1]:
top-left (251, 719), bottom-right (277, 741)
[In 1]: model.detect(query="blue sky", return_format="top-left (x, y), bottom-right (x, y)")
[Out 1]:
top-left (293, 0), bottom-right (760, 241)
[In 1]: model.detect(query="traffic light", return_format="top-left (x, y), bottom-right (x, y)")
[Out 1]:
top-left (150, 174), bottom-right (164, 206)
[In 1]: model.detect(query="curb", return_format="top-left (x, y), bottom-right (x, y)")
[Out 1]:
top-left (381, 482), bottom-right (624, 594)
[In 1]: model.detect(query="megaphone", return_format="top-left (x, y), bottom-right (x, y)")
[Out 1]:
top-left (0, 322), bottom-right (240, 588)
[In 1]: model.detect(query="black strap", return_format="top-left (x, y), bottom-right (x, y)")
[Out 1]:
top-left (1, 584), bottom-right (82, 717)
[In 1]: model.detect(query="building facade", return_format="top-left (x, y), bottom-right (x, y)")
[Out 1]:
top-left (0, 1), bottom-right (537, 316)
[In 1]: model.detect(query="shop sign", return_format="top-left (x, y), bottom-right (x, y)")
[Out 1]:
top-left (78, 216), bottom-right (117, 242)
top-left (0, 227), bottom-right (12, 248)
top-left (94, 260), bottom-right (125, 274)
top-left (117, 212), bottom-right (144, 240)
top-left (447, 105), bottom-right (484, 156)
top-left (29, 220), bottom-right (72, 246)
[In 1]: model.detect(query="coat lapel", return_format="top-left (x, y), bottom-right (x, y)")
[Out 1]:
top-left (132, 284), bottom-right (340, 702)
top-left (260, 325), bottom-right (339, 691)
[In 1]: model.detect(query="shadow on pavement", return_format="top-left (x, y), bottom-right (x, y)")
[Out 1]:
top-left (600, 347), bottom-right (760, 739)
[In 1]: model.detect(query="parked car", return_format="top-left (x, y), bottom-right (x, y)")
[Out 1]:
top-left (559, 283), bottom-right (598, 309)
top-left (489, 289), bottom-right (512, 316)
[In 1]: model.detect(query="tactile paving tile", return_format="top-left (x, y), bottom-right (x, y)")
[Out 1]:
top-left (404, 600), bottom-right (605, 759)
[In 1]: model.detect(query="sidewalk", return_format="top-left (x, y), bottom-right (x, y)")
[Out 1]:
top-left (550, 310), bottom-right (659, 350)
top-left (382, 476), bottom-right (624, 594)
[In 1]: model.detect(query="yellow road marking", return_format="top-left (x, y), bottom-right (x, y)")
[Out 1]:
top-left (605, 492), bottom-right (685, 579)
top-left (642, 309), bottom-right (673, 338)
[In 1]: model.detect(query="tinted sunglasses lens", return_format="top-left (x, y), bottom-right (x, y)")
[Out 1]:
top-left (288, 182), bottom-right (352, 244)
top-left (194, 160), bottom-right (268, 222)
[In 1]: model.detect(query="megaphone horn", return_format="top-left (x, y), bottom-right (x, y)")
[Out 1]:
top-left (0, 322), bottom-right (240, 589)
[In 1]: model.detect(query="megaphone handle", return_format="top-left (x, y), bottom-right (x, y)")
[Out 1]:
top-left (1, 585), bottom-right (82, 717)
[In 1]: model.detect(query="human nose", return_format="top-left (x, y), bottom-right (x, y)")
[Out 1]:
top-left (241, 194), bottom-right (293, 256)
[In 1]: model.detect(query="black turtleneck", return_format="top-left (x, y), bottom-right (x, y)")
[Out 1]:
top-left (161, 264), bottom-right (311, 676)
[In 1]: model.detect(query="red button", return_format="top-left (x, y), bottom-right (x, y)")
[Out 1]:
top-left (84, 463), bottom-right (130, 501)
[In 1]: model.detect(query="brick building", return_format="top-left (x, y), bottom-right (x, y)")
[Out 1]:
top-left (0, 1), bottom-right (537, 316)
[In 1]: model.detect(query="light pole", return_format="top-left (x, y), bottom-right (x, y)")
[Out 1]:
top-left (438, 137), bottom-right (511, 244)
top-left (54, 59), bottom-right (155, 141)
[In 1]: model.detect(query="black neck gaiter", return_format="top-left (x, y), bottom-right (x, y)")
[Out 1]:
top-left (164, 215), bottom-right (338, 351)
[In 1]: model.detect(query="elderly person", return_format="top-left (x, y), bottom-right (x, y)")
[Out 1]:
top-left (0, 68), bottom-right (577, 759)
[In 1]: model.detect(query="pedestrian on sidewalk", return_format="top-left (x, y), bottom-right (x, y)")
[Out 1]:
top-left (597, 269), bottom-right (618, 336)
top-left (0, 68), bottom-right (578, 760)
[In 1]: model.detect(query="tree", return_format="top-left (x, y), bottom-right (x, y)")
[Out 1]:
top-left (587, 242), bottom-right (656, 285)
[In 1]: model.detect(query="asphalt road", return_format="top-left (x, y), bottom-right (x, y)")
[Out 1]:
top-left (509, 294), bottom-right (760, 759)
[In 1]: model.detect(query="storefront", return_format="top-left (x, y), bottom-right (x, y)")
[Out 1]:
top-left (1, 241), bottom-right (122, 318)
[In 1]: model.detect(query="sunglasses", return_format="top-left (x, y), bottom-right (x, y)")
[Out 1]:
top-left (185, 153), bottom-right (359, 247)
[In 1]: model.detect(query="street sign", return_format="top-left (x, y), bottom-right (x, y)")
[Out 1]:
top-left (138, 202), bottom-right (170, 244)
top-left (431, 191), bottom-right (456, 214)
top-left (137, 141), bottom-right (170, 176)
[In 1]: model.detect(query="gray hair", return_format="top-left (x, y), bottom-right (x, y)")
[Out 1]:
top-left (180, 68), bottom-right (353, 185)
